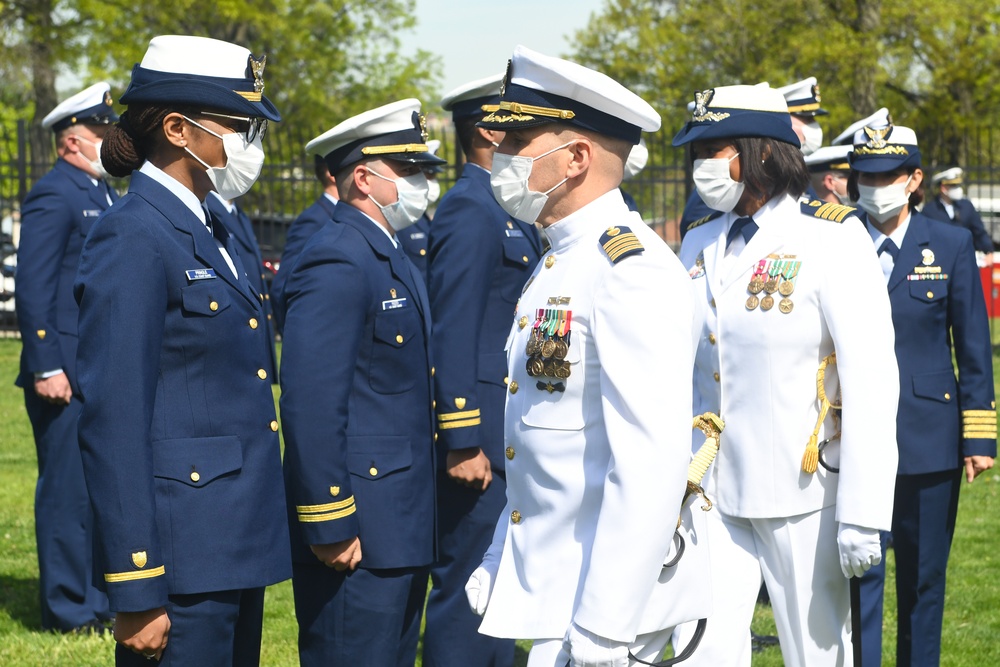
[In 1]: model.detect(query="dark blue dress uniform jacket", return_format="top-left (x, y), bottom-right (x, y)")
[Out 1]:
top-left (271, 195), bottom-right (337, 334)
top-left (873, 210), bottom-right (997, 472)
top-left (427, 165), bottom-right (541, 470)
top-left (399, 213), bottom-right (431, 284)
top-left (16, 159), bottom-right (117, 391)
top-left (206, 195), bottom-right (277, 379)
top-left (280, 202), bottom-right (437, 568)
top-left (922, 196), bottom-right (994, 254)
top-left (74, 171), bottom-right (291, 612)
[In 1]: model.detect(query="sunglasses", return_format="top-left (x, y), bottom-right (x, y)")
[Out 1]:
top-left (199, 111), bottom-right (268, 143)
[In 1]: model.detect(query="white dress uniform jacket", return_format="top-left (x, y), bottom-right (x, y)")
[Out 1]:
top-left (679, 194), bottom-right (899, 529)
top-left (478, 190), bottom-right (701, 643)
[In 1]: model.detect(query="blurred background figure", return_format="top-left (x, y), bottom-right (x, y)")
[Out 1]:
top-left (15, 81), bottom-right (117, 634)
top-left (922, 167), bottom-right (994, 266)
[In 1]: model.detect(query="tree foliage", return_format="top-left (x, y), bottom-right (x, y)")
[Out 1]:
top-left (569, 0), bottom-right (1000, 166)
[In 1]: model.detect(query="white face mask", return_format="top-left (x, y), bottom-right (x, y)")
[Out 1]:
top-left (426, 179), bottom-right (441, 204)
top-left (946, 186), bottom-right (964, 201)
top-left (182, 115), bottom-right (265, 200)
top-left (857, 174), bottom-right (913, 223)
top-left (74, 135), bottom-right (108, 179)
top-left (490, 141), bottom-right (572, 223)
top-left (693, 153), bottom-right (744, 212)
top-left (799, 120), bottom-right (823, 156)
top-left (367, 167), bottom-right (430, 231)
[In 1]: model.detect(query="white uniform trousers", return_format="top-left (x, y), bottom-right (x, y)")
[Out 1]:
top-left (674, 505), bottom-right (852, 667)
top-left (526, 627), bottom-right (676, 667)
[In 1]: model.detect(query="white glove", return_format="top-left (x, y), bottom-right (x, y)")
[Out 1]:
top-left (837, 523), bottom-right (882, 578)
top-left (564, 622), bottom-right (629, 667)
top-left (465, 563), bottom-right (497, 616)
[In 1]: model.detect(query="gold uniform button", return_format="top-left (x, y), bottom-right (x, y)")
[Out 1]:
top-left (369, 466), bottom-right (378, 477)
top-left (505, 447), bottom-right (515, 460)
top-left (509, 380), bottom-right (519, 394)
top-left (259, 293), bottom-right (264, 300)
top-left (209, 301), bottom-right (219, 312)
top-left (419, 249), bottom-right (427, 256)
top-left (431, 366), bottom-right (436, 377)
top-left (708, 333), bottom-right (717, 345)
top-left (396, 334), bottom-right (404, 344)
top-left (267, 314), bottom-right (272, 320)
top-left (713, 372), bottom-right (720, 382)
top-left (269, 420), bottom-right (279, 432)
top-left (511, 510), bottom-right (522, 524)
top-left (522, 255), bottom-right (529, 263)
top-left (257, 369), bottom-right (268, 380)
top-left (190, 471), bottom-right (201, 483)
top-left (926, 291), bottom-right (934, 299)
top-left (249, 318), bottom-right (258, 329)
top-left (264, 293), bottom-right (270, 300)
top-left (503, 376), bottom-right (510, 385)
top-left (544, 256), bottom-right (556, 269)
top-left (710, 299), bottom-right (716, 308)
top-left (434, 432), bottom-right (439, 442)
top-left (37, 329), bottom-right (46, 340)
top-left (432, 400), bottom-right (437, 409)
top-left (944, 393), bottom-right (951, 400)
top-left (519, 316), bottom-right (528, 329)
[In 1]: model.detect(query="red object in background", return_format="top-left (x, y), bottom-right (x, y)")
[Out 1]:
top-left (983, 266), bottom-right (998, 318)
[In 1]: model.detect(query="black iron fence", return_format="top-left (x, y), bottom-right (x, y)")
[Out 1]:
top-left (4, 119), bottom-right (1000, 333)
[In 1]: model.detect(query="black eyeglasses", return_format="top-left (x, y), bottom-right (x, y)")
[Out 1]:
top-left (199, 111), bottom-right (268, 143)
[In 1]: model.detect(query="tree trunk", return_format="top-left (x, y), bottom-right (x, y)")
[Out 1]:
top-left (849, 0), bottom-right (881, 116)
top-left (25, 0), bottom-right (59, 178)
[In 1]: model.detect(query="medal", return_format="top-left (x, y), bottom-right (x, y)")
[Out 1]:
top-left (746, 295), bottom-right (759, 310)
top-left (760, 295), bottom-right (774, 311)
top-left (555, 362), bottom-right (571, 379)
top-left (764, 260), bottom-right (783, 294)
top-left (540, 339), bottom-right (556, 359)
top-left (778, 281), bottom-right (794, 296)
top-left (747, 260), bottom-right (767, 294)
top-left (779, 298), bottom-right (794, 314)
top-left (553, 340), bottom-right (568, 360)
top-left (543, 361), bottom-right (556, 377)
top-left (778, 260), bottom-right (800, 296)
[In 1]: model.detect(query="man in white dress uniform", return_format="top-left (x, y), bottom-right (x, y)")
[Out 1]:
top-left (463, 45), bottom-right (706, 667)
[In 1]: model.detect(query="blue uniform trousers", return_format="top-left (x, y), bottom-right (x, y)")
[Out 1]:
top-left (423, 471), bottom-right (514, 667)
top-left (24, 389), bottom-right (109, 630)
top-left (114, 587), bottom-right (265, 666)
top-left (859, 469), bottom-right (962, 667)
top-left (293, 562), bottom-right (429, 667)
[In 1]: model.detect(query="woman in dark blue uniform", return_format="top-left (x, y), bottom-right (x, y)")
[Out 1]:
top-left (849, 122), bottom-right (996, 667)
top-left (74, 35), bottom-right (290, 665)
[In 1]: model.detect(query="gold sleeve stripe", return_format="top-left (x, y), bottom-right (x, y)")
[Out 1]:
top-left (963, 410), bottom-right (997, 418)
top-left (298, 504), bottom-right (358, 523)
top-left (438, 417), bottom-right (482, 430)
top-left (297, 496), bottom-right (356, 513)
top-left (105, 565), bottom-right (166, 583)
top-left (813, 203), bottom-right (854, 222)
top-left (438, 409), bottom-right (482, 422)
top-left (963, 417), bottom-right (998, 425)
top-left (962, 424), bottom-right (997, 433)
top-left (964, 432), bottom-right (997, 440)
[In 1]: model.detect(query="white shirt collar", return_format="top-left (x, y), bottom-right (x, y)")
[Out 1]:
top-left (359, 209), bottom-right (398, 247)
top-left (323, 192), bottom-right (339, 206)
top-left (209, 191), bottom-right (236, 214)
top-left (139, 161), bottom-right (207, 226)
top-left (865, 211), bottom-right (911, 248)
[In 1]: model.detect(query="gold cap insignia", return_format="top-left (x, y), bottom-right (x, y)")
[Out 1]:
top-left (455, 397), bottom-right (467, 410)
top-left (863, 124), bottom-right (892, 150)
top-left (693, 89), bottom-right (714, 119)
top-left (812, 83), bottom-right (821, 103)
top-left (330, 486), bottom-right (341, 497)
top-left (249, 54), bottom-right (266, 94)
top-left (419, 114), bottom-right (429, 143)
top-left (104, 90), bottom-right (113, 107)
top-left (500, 59), bottom-right (512, 98)
top-left (922, 248), bottom-right (935, 265)
top-left (132, 551), bottom-right (148, 569)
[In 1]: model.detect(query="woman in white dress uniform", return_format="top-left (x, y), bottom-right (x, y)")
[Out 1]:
top-left (673, 84), bottom-right (900, 667)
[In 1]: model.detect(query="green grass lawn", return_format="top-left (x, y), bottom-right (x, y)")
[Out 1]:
top-left (1, 337), bottom-right (998, 666)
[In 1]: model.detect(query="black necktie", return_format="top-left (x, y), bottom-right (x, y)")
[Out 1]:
top-left (878, 238), bottom-right (899, 260)
top-left (726, 217), bottom-right (758, 249)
